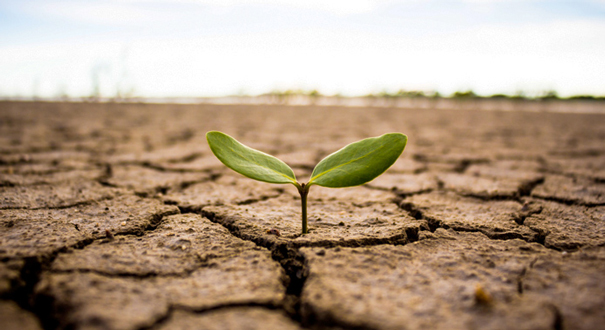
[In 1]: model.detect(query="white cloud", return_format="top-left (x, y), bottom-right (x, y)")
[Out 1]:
top-left (191, 0), bottom-right (381, 15)
top-left (2, 1), bottom-right (604, 97)
top-left (13, 0), bottom-right (395, 25)
top-left (3, 18), bottom-right (604, 97)
top-left (18, 1), bottom-right (170, 25)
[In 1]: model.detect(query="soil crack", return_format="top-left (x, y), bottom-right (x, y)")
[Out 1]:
top-left (397, 197), bottom-right (560, 250)
top-left (137, 302), bottom-right (286, 330)
top-left (139, 161), bottom-right (214, 174)
top-left (515, 257), bottom-right (538, 295)
top-left (518, 177), bottom-right (545, 196)
top-left (3, 208), bottom-right (178, 330)
top-left (235, 189), bottom-right (285, 206)
top-left (45, 254), bottom-right (238, 280)
top-left (195, 202), bottom-right (426, 328)
top-left (0, 195), bottom-right (120, 211)
top-left (397, 200), bottom-right (440, 232)
top-left (197, 207), bottom-right (308, 324)
top-left (513, 201), bottom-right (543, 226)
top-left (530, 195), bottom-right (605, 207)
top-left (549, 303), bottom-right (565, 330)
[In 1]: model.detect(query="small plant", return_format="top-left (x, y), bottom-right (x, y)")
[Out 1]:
top-left (206, 131), bottom-right (407, 234)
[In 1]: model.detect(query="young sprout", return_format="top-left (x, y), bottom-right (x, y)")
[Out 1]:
top-left (206, 131), bottom-right (407, 234)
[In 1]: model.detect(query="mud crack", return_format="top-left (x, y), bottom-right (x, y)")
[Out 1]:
top-left (397, 200), bottom-right (440, 232)
top-left (397, 196), bottom-right (555, 247)
top-left (198, 208), bottom-right (308, 324)
top-left (515, 258), bottom-right (538, 295)
top-left (235, 188), bottom-right (285, 206)
top-left (513, 201), bottom-right (543, 226)
top-left (4, 207), bottom-right (179, 330)
top-left (136, 302), bottom-right (286, 330)
top-left (518, 177), bottom-right (545, 196)
top-left (549, 303), bottom-right (565, 330)
top-left (530, 195), bottom-right (605, 207)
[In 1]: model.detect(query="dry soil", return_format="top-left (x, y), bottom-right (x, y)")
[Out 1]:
top-left (1, 101), bottom-right (604, 330)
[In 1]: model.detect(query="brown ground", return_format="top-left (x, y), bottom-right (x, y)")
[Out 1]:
top-left (1, 101), bottom-right (604, 330)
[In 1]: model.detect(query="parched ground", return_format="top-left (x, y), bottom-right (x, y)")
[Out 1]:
top-left (1, 101), bottom-right (604, 330)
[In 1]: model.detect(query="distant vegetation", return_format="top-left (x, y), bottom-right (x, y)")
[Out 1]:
top-left (263, 89), bottom-right (605, 102)
top-left (2, 86), bottom-right (604, 103)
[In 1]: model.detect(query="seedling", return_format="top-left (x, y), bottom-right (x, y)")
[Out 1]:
top-left (206, 131), bottom-right (407, 234)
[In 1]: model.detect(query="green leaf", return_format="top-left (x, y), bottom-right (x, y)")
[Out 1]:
top-left (308, 133), bottom-right (407, 188)
top-left (206, 131), bottom-right (298, 185)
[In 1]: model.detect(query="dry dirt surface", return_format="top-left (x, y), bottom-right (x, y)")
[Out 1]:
top-left (1, 101), bottom-right (605, 330)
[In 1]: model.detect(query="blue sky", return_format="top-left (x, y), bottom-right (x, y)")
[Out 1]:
top-left (1, 0), bottom-right (604, 98)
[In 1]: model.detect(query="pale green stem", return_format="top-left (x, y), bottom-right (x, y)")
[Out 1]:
top-left (298, 183), bottom-right (309, 234)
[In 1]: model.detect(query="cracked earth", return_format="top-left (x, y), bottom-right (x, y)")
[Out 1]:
top-left (1, 101), bottom-right (604, 330)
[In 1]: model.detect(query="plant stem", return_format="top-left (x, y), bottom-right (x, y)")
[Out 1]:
top-left (299, 183), bottom-right (309, 234)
